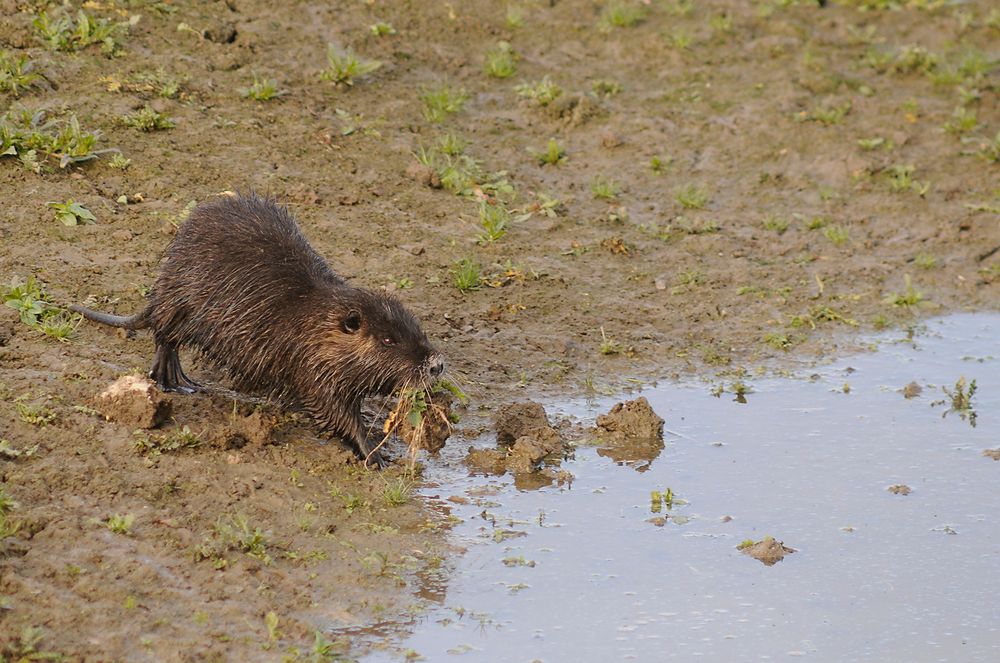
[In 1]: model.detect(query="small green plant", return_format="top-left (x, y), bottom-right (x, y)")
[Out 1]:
top-left (914, 252), bottom-right (937, 269)
top-left (420, 84), bottom-right (468, 122)
top-left (676, 184), bottom-right (709, 210)
top-left (514, 77), bottom-right (562, 106)
top-left (105, 513), bottom-right (135, 535)
top-left (436, 132), bottom-right (466, 156)
top-left (122, 105), bottom-right (175, 131)
top-left (16, 399), bottom-right (56, 426)
top-left (762, 214), bottom-right (789, 234)
top-left (535, 137), bottom-right (566, 166)
top-left (941, 376), bottom-right (977, 425)
top-left (883, 275), bottom-right (923, 307)
top-left (369, 22), bottom-right (396, 36)
top-left (823, 224), bottom-right (850, 246)
top-left (505, 5), bottom-right (525, 29)
top-left (240, 73), bottom-right (287, 101)
top-left (807, 102), bottom-right (851, 126)
top-left (1, 109), bottom-right (112, 168)
top-left (943, 106), bottom-right (977, 136)
top-left (591, 175), bottom-right (620, 200)
top-left (599, 327), bottom-right (621, 355)
top-left (977, 131), bottom-right (1000, 163)
top-left (599, 1), bottom-right (646, 30)
top-left (451, 258), bottom-right (481, 293)
top-left (108, 153), bottom-right (131, 170)
top-left (47, 199), bottom-right (96, 226)
top-left (321, 44), bottom-right (382, 87)
top-left (5, 276), bottom-right (79, 341)
top-left (764, 333), bottom-right (793, 350)
top-left (213, 514), bottom-right (271, 563)
top-left (477, 201), bottom-right (510, 245)
top-left (591, 79), bottom-right (622, 97)
top-left (33, 9), bottom-right (126, 54)
top-left (649, 155), bottom-right (670, 174)
top-left (381, 478), bottom-right (412, 506)
top-left (0, 52), bottom-right (43, 97)
top-left (484, 41), bottom-right (517, 79)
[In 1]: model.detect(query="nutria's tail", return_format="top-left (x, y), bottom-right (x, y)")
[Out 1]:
top-left (70, 304), bottom-right (151, 330)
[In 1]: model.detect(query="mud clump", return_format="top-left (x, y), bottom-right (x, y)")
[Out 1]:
top-left (983, 448), bottom-right (1000, 461)
top-left (902, 382), bottom-right (922, 399)
top-left (739, 537), bottom-right (796, 566)
top-left (593, 397), bottom-right (665, 470)
top-left (97, 375), bottom-right (172, 429)
top-left (466, 401), bottom-right (568, 482)
top-left (216, 409), bottom-right (278, 450)
top-left (888, 484), bottom-right (912, 495)
top-left (596, 397), bottom-right (664, 439)
top-left (494, 401), bottom-right (551, 445)
top-left (396, 390), bottom-right (453, 454)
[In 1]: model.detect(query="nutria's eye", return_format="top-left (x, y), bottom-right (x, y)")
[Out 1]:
top-left (342, 310), bottom-right (362, 334)
top-left (382, 336), bottom-right (396, 346)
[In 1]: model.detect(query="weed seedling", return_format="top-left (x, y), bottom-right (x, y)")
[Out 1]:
top-left (34, 9), bottom-right (126, 54)
top-left (505, 5), bottom-right (525, 29)
top-left (420, 85), bottom-right (468, 122)
top-left (941, 377), bottom-right (977, 425)
top-left (108, 153), bottom-right (131, 170)
top-left (978, 131), bottom-right (1000, 163)
top-left (1, 110), bottom-right (113, 168)
top-left (0, 51), bottom-right (43, 96)
top-left (322, 45), bottom-right (382, 87)
top-left (914, 252), bottom-right (937, 269)
top-left (451, 258), bottom-right (481, 293)
top-left (105, 513), bottom-right (135, 535)
top-left (47, 199), bottom-right (96, 226)
top-left (591, 175), bottom-right (620, 200)
top-left (514, 77), bottom-right (562, 106)
top-left (122, 105), bottom-right (175, 131)
top-left (599, 327), bottom-right (621, 355)
top-left (240, 73), bottom-right (287, 101)
top-left (591, 79), bottom-right (622, 97)
top-left (370, 22), bottom-right (396, 36)
top-left (599, 1), bottom-right (646, 30)
top-left (823, 224), bottom-right (849, 246)
top-left (381, 478), bottom-right (412, 506)
top-left (484, 41), bottom-right (517, 79)
top-left (943, 106), bottom-right (977, 136)
top-left (477, 201), bottom-right (510, 245)
top-left (883, 275), bottom-right (923, 307)
top-left (676, 184), bottom-right (709, 210)
top-left (762, 214), bottom-right (789, 234)
top-left (535, 137), bottom-right (565, 166)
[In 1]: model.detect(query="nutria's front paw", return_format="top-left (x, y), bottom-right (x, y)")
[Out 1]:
top-left (363, 447), bottom-right (389, 470)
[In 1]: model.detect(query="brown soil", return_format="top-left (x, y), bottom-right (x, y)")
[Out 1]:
top-left (2, 0), bottom-right (999, 658)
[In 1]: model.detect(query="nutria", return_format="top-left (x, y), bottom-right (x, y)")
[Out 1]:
top-left (71, 192), bottom-right (444, 467)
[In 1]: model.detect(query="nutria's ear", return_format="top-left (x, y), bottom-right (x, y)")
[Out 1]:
top-left (342, 310), bottom-right (362, 334)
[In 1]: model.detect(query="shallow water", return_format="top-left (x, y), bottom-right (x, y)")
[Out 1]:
top-left (360, 314), bottom-right (1000, 662)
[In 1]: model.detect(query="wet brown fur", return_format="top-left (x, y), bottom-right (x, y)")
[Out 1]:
top-left (72, 192), bottom-right (443, 466)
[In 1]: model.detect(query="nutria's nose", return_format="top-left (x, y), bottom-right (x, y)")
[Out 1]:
top-left (429, 356), bottom-right (445, 377)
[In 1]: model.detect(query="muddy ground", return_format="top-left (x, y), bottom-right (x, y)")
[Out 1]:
top-left (1, 0), bottom-right (998, 659)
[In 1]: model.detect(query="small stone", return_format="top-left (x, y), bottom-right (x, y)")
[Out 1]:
top-left (888, 484), bottom-right (911, 495)
top-left (902, 382), bottom-right (922, 399)
top-left (111, 229), bottom-right (133, 242)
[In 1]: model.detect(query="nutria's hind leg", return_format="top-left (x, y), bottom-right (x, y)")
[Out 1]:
top-left (150, 342), bottom-right (202, 394)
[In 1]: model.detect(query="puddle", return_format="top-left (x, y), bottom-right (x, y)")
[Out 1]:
top-left (354, 314), bottom-right (1000, 661)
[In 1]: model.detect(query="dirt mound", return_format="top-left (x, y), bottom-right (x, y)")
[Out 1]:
top-left (96, 375), bottom-right (172, 429)
top-left (738, 537), bottom-right (796, 566)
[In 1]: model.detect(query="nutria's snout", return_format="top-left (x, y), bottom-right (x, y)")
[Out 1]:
top-left (428, 354), bottom-right (445, 378)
